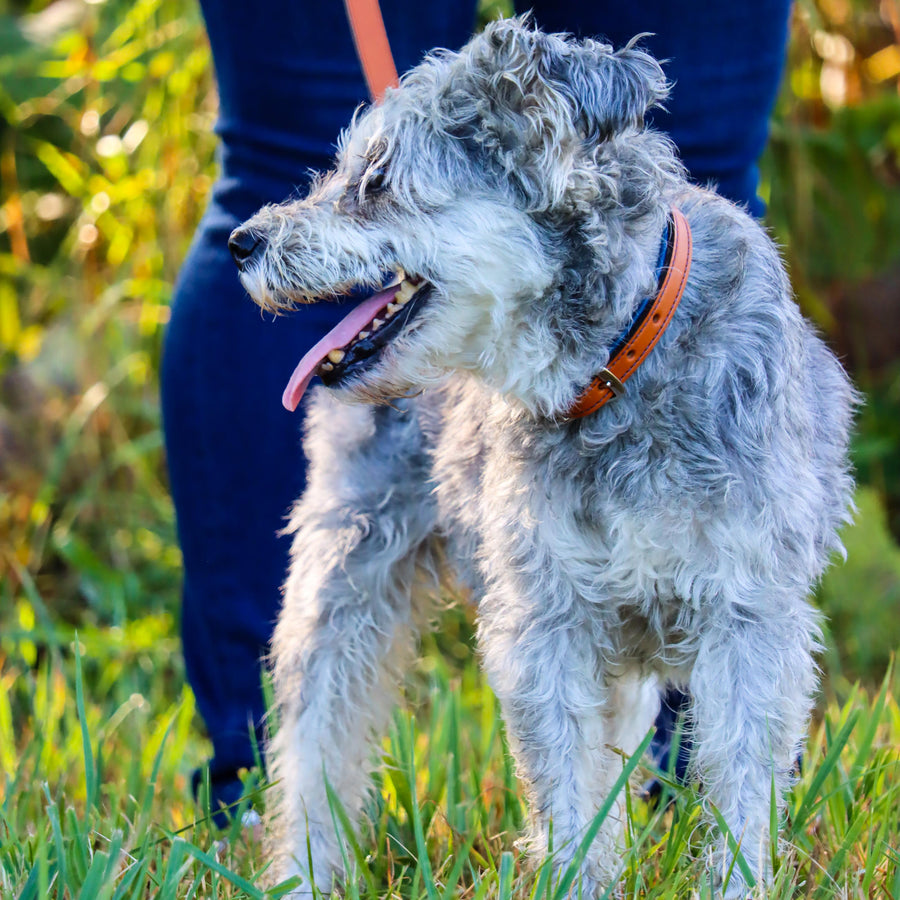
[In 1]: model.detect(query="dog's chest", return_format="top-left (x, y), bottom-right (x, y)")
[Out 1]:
top-left (425, 381), bottom-right (703, 645)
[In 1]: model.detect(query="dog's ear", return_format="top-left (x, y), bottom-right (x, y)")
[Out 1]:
top-left (447, 17), bottom-right (669, 210)
top-left (483, 18), bottom-right (668, 137)
top-left (543, 35), bottom-right (668, 141)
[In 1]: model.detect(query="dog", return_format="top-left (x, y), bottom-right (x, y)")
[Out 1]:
top-left (228, 17), bottom-right (855, 897)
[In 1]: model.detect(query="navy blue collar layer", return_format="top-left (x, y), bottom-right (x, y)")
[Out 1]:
top-left (564, 209), bottom-right (692, 420)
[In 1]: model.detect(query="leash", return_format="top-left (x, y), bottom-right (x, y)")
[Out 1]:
top-left (343, 0), bottom-right (399, 102)
top-left (564, 208), bottom-right (692, 420)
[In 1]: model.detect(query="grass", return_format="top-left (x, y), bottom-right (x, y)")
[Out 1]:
top-left (2, 0), bottom-right (900, 895)
top-left (2, 616), bottom-right (899, 898)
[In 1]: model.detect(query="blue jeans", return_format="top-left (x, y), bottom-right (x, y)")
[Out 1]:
top-left (161, 0), bottom-right (791, 815)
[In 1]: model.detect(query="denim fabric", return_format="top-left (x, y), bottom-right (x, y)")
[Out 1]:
top-left (161, 0), bottom-right (790, 816)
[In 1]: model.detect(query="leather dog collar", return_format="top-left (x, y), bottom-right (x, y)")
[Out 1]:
top-left (564, 208), bottom-right (692, 421)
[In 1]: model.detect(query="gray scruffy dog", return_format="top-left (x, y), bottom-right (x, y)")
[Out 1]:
top-left (229, 17), bottom-right (855, 898)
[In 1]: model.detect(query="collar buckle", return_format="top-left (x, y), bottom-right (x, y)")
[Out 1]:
top-left (596, 367), bottom-right (626, 399)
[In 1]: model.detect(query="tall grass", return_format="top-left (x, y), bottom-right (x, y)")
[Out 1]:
top-left (2, 633), bottom-right (899, 897)
top-left (1, 0), bottom-right (900, 896)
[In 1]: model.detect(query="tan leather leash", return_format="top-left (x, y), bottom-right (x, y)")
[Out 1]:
top-left (343, 0), bottom-right (400, 102)
top-left (564, 208), bottom-right (693, 420)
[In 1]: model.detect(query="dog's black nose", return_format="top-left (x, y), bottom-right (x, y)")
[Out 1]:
top-left (228, 228), bottom-right (263, 270)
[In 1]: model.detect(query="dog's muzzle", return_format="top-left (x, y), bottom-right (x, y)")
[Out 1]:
top-left (228, 227), bottom-right (264, 271)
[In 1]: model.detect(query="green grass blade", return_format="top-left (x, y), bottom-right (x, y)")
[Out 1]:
top-left (73, 637), bottom-right (97, 810)
top-left (770, 764), bottom-right (779, 879)
top-left (497, 851), bottom-right (515, 900)
top-left (399, 715), bottom-right (438, 900)
top-left (437, 832), bottom-right (477, 900)
top-left (178, 838), bottom-right (266, 898)
top-left (76, 850), bottom-right (111, 900)
top-left (551, 729), bottom-right (654, 900)
top-left (43, 788), bottom-right (67, 900)
top-left (16, 859), bottom-right (41, 900)
top-left (848, 665), bottom-right (892, 787)
top-left (709, 804), bottom-right (756, 891)
top-left (811, 804), bottom-right (869, 900)
top-left (529, 856), bottom-right (554, 900)
top-left (790, 708), bottom-right (859, 837)
top-left (325, 775), bottom-right (379, 898)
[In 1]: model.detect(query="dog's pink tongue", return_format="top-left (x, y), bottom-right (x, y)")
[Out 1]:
top-left (282, 284), bottom-right (401, 411)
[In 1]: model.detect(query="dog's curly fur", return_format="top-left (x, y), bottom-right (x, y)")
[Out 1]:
top-left (232, 18), bottom-right (856, 897)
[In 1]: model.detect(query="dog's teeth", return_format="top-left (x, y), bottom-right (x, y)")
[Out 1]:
top-left (371, 318), bottom-right (383, 330)
top-left (320, 361), bottom-right (334, 372)
top-left (357, 330), bottom-right (370, 340)
top-left (327, 349), bottom-right (345, 364)
top-left (395, 267), bottom-right (406, 282)
top-left (386, 302), bottom-right (401, 316)
top-left (395, 282), bottom-right (416, 303)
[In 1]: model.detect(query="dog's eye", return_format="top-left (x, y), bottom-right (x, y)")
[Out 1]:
top-left (363, 167), bottom-right (387, 197)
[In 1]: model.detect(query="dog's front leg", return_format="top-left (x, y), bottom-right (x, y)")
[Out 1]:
top-left (265, 398), bottom-right (439, 895)
top-left (689, 594), bottom-right (819, 898)
top-left (478, 581), bottom-right (654, 896)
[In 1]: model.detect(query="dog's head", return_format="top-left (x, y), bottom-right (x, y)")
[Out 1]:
top-left (231, 17), bottom-right (678, 414)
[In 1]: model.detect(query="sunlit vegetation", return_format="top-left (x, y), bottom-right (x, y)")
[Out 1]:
top-left (1, 0), bottom-right (899, 895)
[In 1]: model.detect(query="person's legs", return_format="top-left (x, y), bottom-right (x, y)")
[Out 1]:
top-left (162, 0), bottom-right (479, 819)
top-left (167, 0), bottom-right (792, 819)
top-left (163, 196), bottom-right (348, 816)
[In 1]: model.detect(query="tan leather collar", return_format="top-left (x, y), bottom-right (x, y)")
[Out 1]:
top-left (563, 208), bottom-right (692, 421)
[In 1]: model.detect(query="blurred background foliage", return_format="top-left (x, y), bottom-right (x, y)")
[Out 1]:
top-left (0, 0), bottom-right (898, 717)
